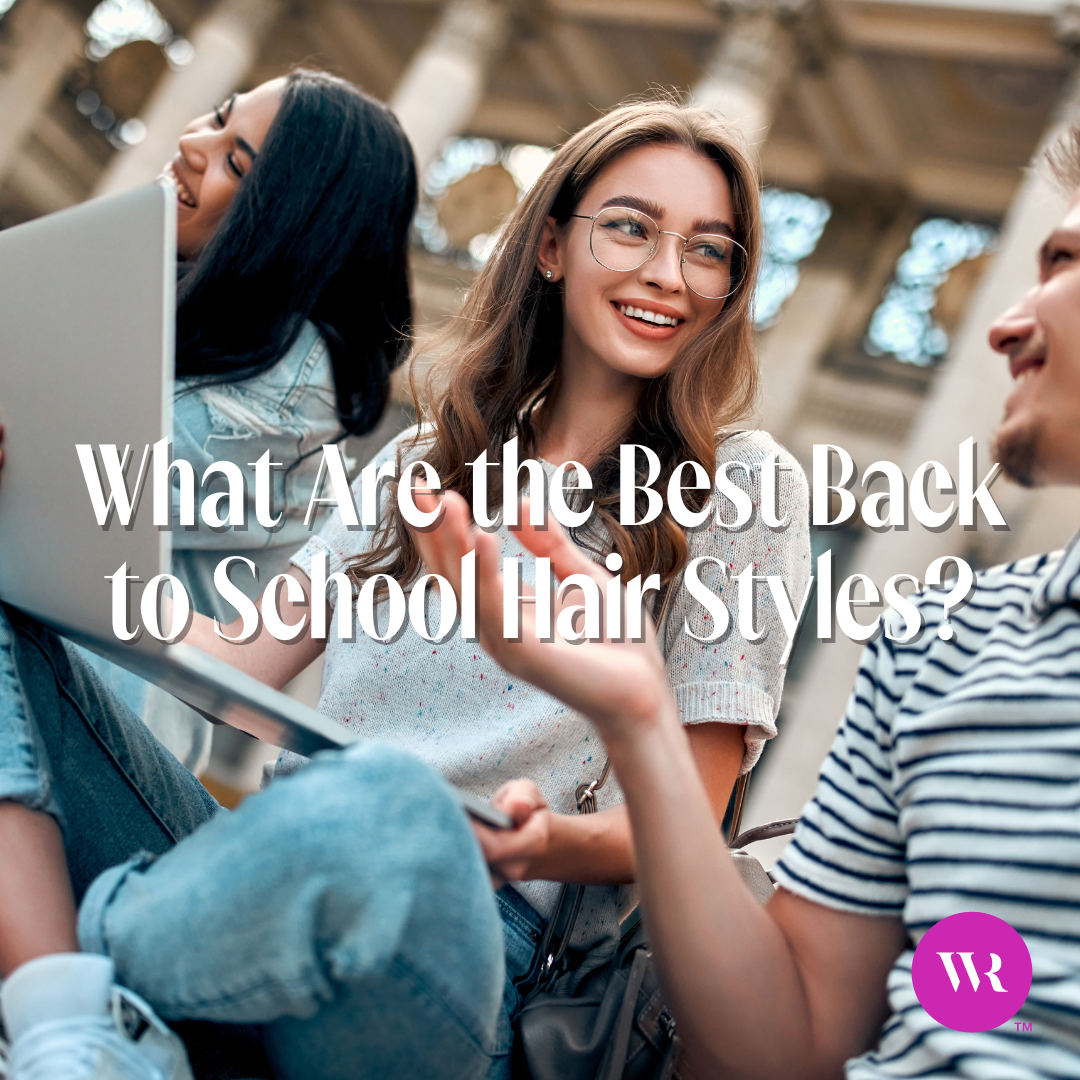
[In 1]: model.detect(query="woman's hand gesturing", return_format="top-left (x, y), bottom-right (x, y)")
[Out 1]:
top-left (409, 489), bottom-right (674, 749)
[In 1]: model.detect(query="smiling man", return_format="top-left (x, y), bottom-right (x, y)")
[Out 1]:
top-left (412, 131), bottom-right (1080, 1079)
top-left (992, 134), bottom-right (1080, 491)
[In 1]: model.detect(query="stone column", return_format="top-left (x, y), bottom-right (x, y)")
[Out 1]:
top-left (94, 0), bottom-right (281, 196)
top-left (692, 3), bottom-right (799, 141)
top-left (743, 75), bottom-right (1080, 868)
top-left (0, 0), bottom-right (83, 180)
top-left (1004, 484), bottom-right (1080, 563)
top-left (694, 1), bottom-right (827, 443)
top-left (756, 185), bottom-right (916, 442)
top-left (756, 268), bottom-right (852, 437)
top-left (389, 0), bottom-right (511, 176)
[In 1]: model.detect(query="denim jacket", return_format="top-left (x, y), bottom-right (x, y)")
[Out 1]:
top-left (170, 319), bottom-right (346, 623)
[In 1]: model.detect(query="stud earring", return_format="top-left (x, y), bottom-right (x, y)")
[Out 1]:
top-left (545, 270), bottom-right (554, 280)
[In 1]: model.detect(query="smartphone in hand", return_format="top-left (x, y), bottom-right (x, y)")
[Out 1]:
top-left (455, 787), bottom-right (512, 829)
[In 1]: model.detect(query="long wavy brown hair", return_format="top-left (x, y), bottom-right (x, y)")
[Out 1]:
top-left (349, 97), bottom-right (762, 590)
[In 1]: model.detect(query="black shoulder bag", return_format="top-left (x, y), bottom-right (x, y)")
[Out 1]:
top-left (512, 761), bottom-right (682, 1080)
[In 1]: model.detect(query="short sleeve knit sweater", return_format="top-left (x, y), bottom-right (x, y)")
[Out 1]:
top-left (284, 427), bottom-right (811, 948)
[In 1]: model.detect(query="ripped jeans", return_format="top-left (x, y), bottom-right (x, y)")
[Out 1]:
top-left (0, 603), bottom-right (543, 1079)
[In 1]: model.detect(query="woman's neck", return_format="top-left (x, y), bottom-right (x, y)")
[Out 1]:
top-left (534, 340), bottom-right (643, 468)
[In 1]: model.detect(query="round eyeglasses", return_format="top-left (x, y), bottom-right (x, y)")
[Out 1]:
top-left (570, 206), bottom-right (745, 300)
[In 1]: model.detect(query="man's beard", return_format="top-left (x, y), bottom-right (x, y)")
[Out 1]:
top-left (994, 418), bottom-right (1041, 488)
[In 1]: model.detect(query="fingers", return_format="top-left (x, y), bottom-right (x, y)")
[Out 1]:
top-left (471, 819), bottom-right (502, 861)
top-left (517, 500), bottom-right (612, 591)
top-left (491, 778), bottom-right (547, 827)
top-left (407, 489), bottom-right (529, 670)
top-left (407, 489), bottom-right (666, 733)
top-left (473, 796), bottom-right (550, 884)
top-left (471, 822), bottom-right (510, 889)
top-left (472, 526), bottom-right (514, 654)
top-left (411, 489), bottom-right (472, 590)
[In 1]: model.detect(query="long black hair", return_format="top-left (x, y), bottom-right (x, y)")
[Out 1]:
top-left (174, 70), bottom-right (417, 437)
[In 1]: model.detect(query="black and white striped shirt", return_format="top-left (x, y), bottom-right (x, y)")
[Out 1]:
top-left (773, 541), bottom-right (1080, 1078)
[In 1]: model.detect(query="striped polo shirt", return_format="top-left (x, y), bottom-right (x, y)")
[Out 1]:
top-left (773, 540), bottom-right (1080, 1078)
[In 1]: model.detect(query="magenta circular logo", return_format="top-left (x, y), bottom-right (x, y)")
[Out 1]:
top-left (912, 912), bottom-right (1032, 1032)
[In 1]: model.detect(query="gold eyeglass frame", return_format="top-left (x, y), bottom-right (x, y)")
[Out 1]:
top-left (569, 206), bottom-right (746, 300)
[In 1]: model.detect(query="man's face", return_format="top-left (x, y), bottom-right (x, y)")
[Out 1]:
top-left (991, 190), bottom-right (1080, 486)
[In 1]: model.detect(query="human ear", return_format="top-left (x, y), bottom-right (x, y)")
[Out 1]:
top-left (537, 216), bottom-right (563, 283)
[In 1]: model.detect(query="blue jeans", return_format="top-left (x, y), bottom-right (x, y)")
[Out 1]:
top-left (0, 603), bottom-right (537, 1078)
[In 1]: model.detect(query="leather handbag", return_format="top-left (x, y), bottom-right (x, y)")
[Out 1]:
top-left (512, 764), bottom-right (681, 1080)
top-left (512, 770), bottom-right (797, 1080)
top-left (515, 903), bottom-right (680, 1080)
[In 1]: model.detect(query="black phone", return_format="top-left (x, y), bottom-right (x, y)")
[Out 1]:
top-left (455, 787), bottom-right (512, 829)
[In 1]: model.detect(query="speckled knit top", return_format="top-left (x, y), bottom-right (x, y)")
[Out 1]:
top-left (282, 426), bottom-right (811, 949)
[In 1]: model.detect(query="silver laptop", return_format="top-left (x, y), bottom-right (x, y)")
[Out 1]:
top-left (0, 183), bottom-right (509, 826)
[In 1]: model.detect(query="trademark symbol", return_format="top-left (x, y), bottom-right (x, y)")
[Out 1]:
top-left (1015, 1021), bottom-right (1032, 1033)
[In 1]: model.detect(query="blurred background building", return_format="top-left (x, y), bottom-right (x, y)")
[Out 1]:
top-left (4, 0), bottom-right (1078, 841)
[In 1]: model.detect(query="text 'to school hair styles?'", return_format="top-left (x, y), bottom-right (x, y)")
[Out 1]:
top-left (174, 69), bottom-right (418, 437)
top-left (352, 94), bottom-right (761, 589)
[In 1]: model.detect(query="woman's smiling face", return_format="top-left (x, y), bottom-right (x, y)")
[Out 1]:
top-left (538, 143), bottom-right (738, 384)
top-left (164, 77), bottom-right (285, 260)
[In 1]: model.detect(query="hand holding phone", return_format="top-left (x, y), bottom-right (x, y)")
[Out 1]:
top-left (455, 786), bottom-right (512, 829)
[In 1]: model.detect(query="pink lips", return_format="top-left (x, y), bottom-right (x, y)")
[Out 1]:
top-left (1009, 354), bottom-right (1044, 381)
top-left (166, 155), bottom-right (198, 209)
top-left (611, 301), bottom-right (684, 341)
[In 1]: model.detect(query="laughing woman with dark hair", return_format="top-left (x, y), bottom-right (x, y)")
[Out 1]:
top-left (172, 71), bottom-right (412, 434)
top-left (0, 68), bottom-right (420, 1080)
top-left (81, 69), bottom-right (417, 770)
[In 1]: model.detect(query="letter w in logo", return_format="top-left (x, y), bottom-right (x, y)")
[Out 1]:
top-left (937, 952), bottom-right (1007, 993)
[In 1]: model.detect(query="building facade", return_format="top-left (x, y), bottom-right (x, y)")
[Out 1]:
top-left (2, 0), bottom-right (1076, 834)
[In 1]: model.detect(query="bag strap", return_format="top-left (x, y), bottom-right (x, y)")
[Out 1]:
top-left (596, 946), bottom-right (651, 1080)
top-left (727, 771), bottom-right (751, 843)
top-left (730, 817), bottom-right (799, 849)
top-left (524, 767), bottom-right (605, 997)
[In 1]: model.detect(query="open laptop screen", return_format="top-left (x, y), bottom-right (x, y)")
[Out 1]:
top-left (0, 182), bottom-right (175, 655)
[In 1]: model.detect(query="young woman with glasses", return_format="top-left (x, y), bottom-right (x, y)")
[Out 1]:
top-left (0, 98), bottom-right (808, 1079)
top-left (223, 96), bottom-right (811, 1067)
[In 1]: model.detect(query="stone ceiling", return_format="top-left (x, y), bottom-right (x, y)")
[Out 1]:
top-left (4, 0), bottom-right (1069, 231)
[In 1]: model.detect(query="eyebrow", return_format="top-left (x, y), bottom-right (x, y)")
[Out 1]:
top-left (599, 195), bottom-right (664, 219)
top-left (692, 217), bottom-right (736, 239)
top-left (220, 94), bottom-right (257, 161)
top-left (596, 195), bottom-right (735, 238)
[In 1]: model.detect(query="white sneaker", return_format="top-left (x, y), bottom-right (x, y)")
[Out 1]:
top-left (0, 984), bottom-right (194, 1080)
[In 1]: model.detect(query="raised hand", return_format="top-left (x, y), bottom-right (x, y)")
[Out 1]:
top-left (410, 489), bottom-right (673, 745)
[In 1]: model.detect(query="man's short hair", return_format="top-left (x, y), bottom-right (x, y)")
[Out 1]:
top-left (1045, 125), bottom-right (1080, 194)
